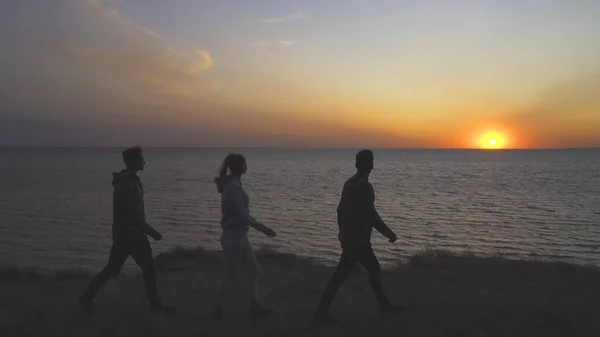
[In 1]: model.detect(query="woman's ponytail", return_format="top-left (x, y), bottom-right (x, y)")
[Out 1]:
top-left (219, 153), bottom-right (235, 177)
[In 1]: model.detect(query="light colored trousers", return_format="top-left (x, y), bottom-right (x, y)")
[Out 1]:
top-left (214, 229), bottom-right (260, 306)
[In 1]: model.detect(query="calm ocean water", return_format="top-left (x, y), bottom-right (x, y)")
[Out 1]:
top-left (0, 148), bottom-right (599, 270)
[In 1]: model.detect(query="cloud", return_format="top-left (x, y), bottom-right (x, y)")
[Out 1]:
top-left (50, 41), bottom-right (218, 109)
top-left (259, 11), bottom-right (306, 24)
top-left (253, 41), bottom-right (271, 47)
top-left (195, 50), bottom-right (214, 70)
top-left (167, 48), bottom-right (214, 73)
top-left (252, 41), bottom-right (295, 47)
top-left (0, 0), bottom-right (219, 123)
top-left (87, 0), bottom-right (161, 39)
top-left (70, 0), bottom-right (217, 103)
top-left (0, 0), bottom-right (429, 147)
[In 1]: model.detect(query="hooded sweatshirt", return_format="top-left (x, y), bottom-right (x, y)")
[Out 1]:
top-left (112, 170), bottom-right (160, 243)
top-left (214, 175), bottom-right (268, 233)
top-left (336, 173), bottom-right (395, 248)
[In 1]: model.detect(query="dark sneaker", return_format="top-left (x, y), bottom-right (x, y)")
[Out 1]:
top-left (212, 306), bottom-right (224, 322)
top-left (249, 304), bottom-right (273, 322)
top-left (79, 295), bottom-right (95, 313)
top-left (150, 305), bottom-right (177, 315)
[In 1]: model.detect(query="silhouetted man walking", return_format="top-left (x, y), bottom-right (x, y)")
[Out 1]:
top-left (314, 149), bottom-right (401, 322)
top-left (79, 146), bottom-right (173, 314)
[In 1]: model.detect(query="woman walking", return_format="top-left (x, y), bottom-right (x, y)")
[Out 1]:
top-left (213, 153), bottom-right (277, 322)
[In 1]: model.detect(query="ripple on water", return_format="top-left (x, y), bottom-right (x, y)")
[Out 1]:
top-left (0, 148), bottom-right (599, 268)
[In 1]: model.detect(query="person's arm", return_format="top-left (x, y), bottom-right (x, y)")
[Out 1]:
top-left (336, 200), bottom-right (344, 243)
top-left (137, 221), bottom-right (161, 240)
top-left (357, 183), bottom-right (396, 241)
top-left (337, 181), bottom-right (351, 239)
top-left (114, 183), bottom-right (161, 240)
top-left (224, 184), bottom-right (271, 234)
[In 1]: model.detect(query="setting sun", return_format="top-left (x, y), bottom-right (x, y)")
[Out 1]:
top-left (478, 131), bottom-right (507, 149)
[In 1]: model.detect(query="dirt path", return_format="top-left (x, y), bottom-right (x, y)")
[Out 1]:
top-left (2, 250), bottom-right (600, 337)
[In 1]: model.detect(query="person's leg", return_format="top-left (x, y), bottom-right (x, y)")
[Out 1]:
top-left (80, 242), bottom-right (129, 308)
top-left (315, 247), bottom-right (359, 314)
top-left (239, 235), bottom-right (272, 320)
top-left (214, 233), bottom-right (243, 310)
top-left (130, 242), bottom-right (162, 310)
top-left (359, 246), bottom-right (392, 309)
top-left (239, 234), bottom-right (260, 301)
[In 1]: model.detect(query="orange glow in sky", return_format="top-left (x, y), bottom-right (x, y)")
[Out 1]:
top-left (478, 131), bottom-right (508, 149)
top-left (2, 1), bottom-right (600, 148)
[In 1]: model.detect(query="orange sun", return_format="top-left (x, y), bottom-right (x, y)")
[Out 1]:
top-left (478, 131), bottom-right (506, 149)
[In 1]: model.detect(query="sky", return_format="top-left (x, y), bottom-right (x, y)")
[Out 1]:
top-left (1, 0), bottom-right (599, 148)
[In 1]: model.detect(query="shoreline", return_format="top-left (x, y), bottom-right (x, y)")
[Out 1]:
top-left (2, 246), bottom-right (600, 336)
top-left (2, 245), bottom-right (597, 282)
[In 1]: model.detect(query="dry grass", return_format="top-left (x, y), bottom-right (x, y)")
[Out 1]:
top-left (154, 245), bottom-right (212, 272)
top-left (0, 265), bottom-right (92, 283)
top-left (2, 246), bottom-right (600, 337)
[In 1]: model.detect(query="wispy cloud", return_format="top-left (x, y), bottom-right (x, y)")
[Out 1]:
top-left (252, 41), bottom-right (272, 47)
top-left (252, 41), bottom-right (295, 47)
top-left (167, 48), bottom-right (214, 73)
top-left (87, 0), bottom-right (161, 39)
top-left (193, 50), bottom-right (214, 71)
top-left (77, 0), bottom-right (216, 100)
top-left (1, 0), bottom-right (431, 148)
top-left (259, 11), bottom-right (306, 24)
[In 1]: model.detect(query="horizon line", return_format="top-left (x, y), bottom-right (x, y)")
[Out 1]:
top-left (1, 146), bottom-right (599, 150)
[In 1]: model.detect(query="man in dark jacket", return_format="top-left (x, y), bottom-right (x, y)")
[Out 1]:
top-left (80, 146), bottom-right (172, 313)
top-left (314, 149), bottom-right (401, 322)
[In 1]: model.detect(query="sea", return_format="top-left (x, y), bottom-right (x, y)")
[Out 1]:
top-left (0, 147), bottom-right (599, 270)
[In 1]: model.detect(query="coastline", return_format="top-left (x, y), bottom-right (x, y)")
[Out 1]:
top-left (2, 246), bottom-right (600, 336)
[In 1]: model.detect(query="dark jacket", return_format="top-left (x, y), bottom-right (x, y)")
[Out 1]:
top-left (336, 174), bottom-right (394, 248)
top-left (111, 170), bottom-right (159, 243)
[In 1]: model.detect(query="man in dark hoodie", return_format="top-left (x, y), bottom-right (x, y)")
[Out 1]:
top-left (79, 146), bottom-right (173, 314)
top-left (314, 149), bottom-right (401, 322)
